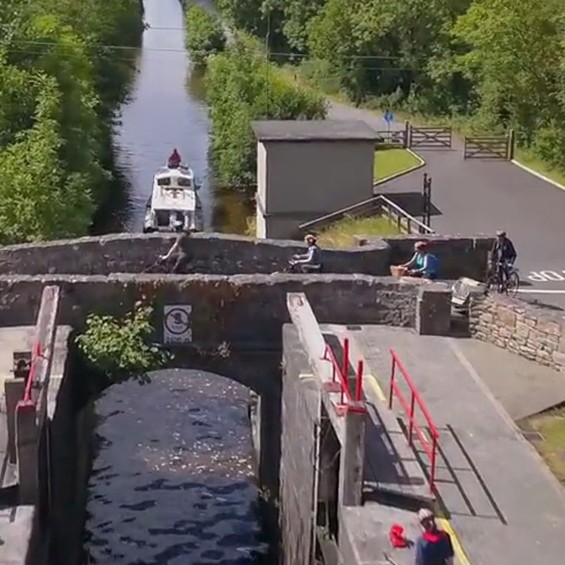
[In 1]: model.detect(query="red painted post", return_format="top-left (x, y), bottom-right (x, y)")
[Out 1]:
top-left (355, 360), bottom-right (364, 402)
top-left (342, 338), bottom-right (349, 378)
top-left (408, 393), bottom-right (416, 446)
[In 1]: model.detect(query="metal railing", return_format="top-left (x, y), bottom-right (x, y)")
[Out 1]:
top-left (22, 341), bottom-right (42, 406)
top-left (322, 337), bottom-right (365, 413)
top-left (299, 195), bottom-right (434, 236)
top-left (388, 348), bottom-right (439, 493)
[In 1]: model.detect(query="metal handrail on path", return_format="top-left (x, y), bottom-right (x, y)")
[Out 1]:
top-left (388, 348), bottom-right (439, 493)
top-left (322, 337), bottom-right (365, 414)
top-left (299, 194), bottom-right (434, 236)
top-left (22, 341), bottom-right (42, 406)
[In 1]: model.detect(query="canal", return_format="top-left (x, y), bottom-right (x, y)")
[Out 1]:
top-left (83, 1), bottom-right (271, 563)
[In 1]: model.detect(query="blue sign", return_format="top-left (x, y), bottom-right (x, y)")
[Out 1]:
top-left (384, 110), bottom-right (394, 123)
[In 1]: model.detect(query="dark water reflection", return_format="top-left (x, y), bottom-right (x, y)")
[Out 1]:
top-left (84, 371), bottom-right (273, 564)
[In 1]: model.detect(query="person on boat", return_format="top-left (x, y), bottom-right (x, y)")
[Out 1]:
top-left (159, 220), bottom-right (192, 273)
top-left (289, 234), bottom-right (323, 273)
top-left (390, 240), bottom-right (439, 280)
top-left (168, 148), bottom-right (181, 169)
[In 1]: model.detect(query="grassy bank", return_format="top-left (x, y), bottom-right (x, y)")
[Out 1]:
top-left (375, 147), bottom-right (422, 182)
top-left (317, 216), bottom-right (400, 248)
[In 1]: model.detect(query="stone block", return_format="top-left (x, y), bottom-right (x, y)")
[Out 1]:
top-left (415, 285), bottom-right (452, 336)
top-left (552, 351), bottom-right (565, 369)
top-left (4, 378), bottom-right (25, 463)
top-left (15, 401), bottom-right (39, 505)
top-left (496, 306), bottom-right (516, 327)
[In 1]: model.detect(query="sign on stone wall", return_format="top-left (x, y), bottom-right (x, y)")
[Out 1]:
top-left (163, 305), bottom-right (192, 344)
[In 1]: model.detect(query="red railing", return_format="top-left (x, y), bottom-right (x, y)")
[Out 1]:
top-left (22, 341), bottom-right (42, 405)
top-left (388, 348), bottom-right (439, 493)
top-left (322, 337), bottom-right (365, 414)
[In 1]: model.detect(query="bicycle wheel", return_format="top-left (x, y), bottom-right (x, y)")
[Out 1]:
top-left (505, 271), bottom-right (520, 297)
top-left (485, 274), bottom-right (500, 293)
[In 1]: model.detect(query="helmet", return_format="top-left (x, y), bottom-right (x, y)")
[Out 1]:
top-left (496, 230), bottom-right (506, 237)
top-left (305, 233), bottom-right (317, 244)
top-left (418, 508), bottom-right (435, 523)
top-left (414, 240), bottom-right (428, 250)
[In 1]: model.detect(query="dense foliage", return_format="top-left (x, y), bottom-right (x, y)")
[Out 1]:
top-left (205, 36), bottom-right (327, 188)
top-left (185, 5), bottom-right (226, 67)
top-left (0, 0), bottom-right (143, 243)
top-left (75, 303), bottom-right (170, 385)
top-left (217, 0), bottom-right (565, 173)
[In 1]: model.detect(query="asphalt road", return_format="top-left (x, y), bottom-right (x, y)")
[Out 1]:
top-left (328, 102), bottom-right (565, 313)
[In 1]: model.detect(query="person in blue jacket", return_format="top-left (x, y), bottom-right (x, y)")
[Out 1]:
top-left (415, 508), bottom-right (454, 565)
top-left (391, 240), bottom-right (439, 280)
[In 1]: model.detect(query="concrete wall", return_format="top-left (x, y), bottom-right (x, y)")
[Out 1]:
top-left (469, 294), bottom-right (565, 372)
top-left (280, 324), bottom-right (320, 565)
top-left (0, 233), bottom-right (492, 280)
top-left (262, 141), bottom-right (374, 214)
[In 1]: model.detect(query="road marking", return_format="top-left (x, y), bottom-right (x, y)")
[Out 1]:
top-left (367, 373), bottom-right (386, 402)
top-left (528, 270), bottom-right (565, 282)
top-left (516, 289), bottom-right (565, 295)
top-left (299, 373), bottom-right (314, 379)
top-left (437, 518), bottom-right (472, 565)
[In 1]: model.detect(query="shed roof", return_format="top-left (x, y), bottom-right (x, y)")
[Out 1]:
top-left (251, 120), bottom-right (382, 142)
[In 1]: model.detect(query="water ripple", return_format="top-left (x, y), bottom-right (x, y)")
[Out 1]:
top-left (83, 370), bottom-right (274, 564)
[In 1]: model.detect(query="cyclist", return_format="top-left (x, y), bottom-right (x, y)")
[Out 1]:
top-left (159, 221), bottom-right (192, 273)
top-left (489, 230), bottom-right (517, 282)
top-left (289, 234), bottom-right (322, 273)
top-left (390, 241), bottom-right (439, 280)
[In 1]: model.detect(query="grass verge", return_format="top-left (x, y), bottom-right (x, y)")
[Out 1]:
top-left (317, 215), bottom-right (400, 248)
top-left (375, 147), bottom-right (422, 182)
top-left (522, 407), bottom-right (565, 485)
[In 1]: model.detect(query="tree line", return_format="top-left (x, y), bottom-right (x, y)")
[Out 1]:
top-left (216, 0), bottom-right (565, 174)
top-left (0, 0), bottom-right (143, 243)
top-left (185, 5), bottom-right (326, 190)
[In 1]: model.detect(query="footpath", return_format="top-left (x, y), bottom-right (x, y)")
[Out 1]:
top-left (328, 323), bottom-right (565, 565)
top-left (328, 101), bottom-right (565, 311)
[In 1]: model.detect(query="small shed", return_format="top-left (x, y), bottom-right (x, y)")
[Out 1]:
top-left (252, 120), bottom-right (381, 239)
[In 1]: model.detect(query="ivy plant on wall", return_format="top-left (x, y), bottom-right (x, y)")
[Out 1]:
top-left (75, 301), bottom-right (170, 385)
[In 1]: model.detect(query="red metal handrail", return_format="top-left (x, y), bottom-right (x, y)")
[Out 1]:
top-left (23, 341), bottom-right (42, 404)
top-left (388, 348), bottom-right (439, 493)
top-left (322, 337), bottom-right (365, 413)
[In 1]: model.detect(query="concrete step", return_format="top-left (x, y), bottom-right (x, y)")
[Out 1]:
top-left (324, 325), bottom-right (435, 506)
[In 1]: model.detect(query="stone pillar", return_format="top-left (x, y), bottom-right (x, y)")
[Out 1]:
top-left (338, 408), bottom-right (365, 507)
top-left (416, 285), bottom-right (452, 336)
top-left (4, 378), bottom-right (26, 463)
top-left (15, 401), bottom-right (39, 505)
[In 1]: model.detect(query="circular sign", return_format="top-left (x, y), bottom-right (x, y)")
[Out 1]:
top-left (164, 307), bottom-right (190, 335)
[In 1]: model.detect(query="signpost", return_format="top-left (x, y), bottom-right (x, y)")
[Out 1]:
top-left (384, 110), bottom-right (394, 133)
top-left (163, 305), bottom-right (192, 345)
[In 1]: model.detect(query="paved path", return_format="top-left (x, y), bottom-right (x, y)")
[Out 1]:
top-left (328, 102), bottom-right (565, 311)
top-left (339, 324), bottom-right (565, 565)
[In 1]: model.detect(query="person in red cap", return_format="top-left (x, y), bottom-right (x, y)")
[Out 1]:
top-left (415, 508), bottom-right (454, 565)
top-left (168, 148), bottom-right (181, 169)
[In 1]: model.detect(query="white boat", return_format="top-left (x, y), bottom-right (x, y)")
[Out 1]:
top-left (143, 163), bottom-right (203, 233)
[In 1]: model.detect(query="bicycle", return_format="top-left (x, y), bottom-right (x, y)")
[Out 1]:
top-left (272, 261), bottom-right (324, 274)
top-left (485, 262), bottom-right (520, 297)
top-left (143, 257), bottom-right (195, 274)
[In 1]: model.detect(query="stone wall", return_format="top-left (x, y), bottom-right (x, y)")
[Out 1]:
top-left (469, 294), bottom-right (565, 372)
top-left (360, 234), bottom-right (493, 280)
top-left (0, 233), bottom-right (388, 276)
top-left (0, 232), bottom-right (491, 278)
top-left (0, 275), bottom-right (419, 372)
top-left (280, 324), bottom-right (320, 565)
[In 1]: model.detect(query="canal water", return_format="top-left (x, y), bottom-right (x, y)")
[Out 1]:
top-left (83, 1), bottom-right (271, 563)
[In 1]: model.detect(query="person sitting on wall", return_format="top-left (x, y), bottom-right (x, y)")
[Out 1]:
top-left (168, 148), bottom-right (181, 169)
top-left (390, 240), bottom-right (439, 281)
top-left (159, 221), bottom-right (193, 273)
top-left (289, 234), bottom-right (323, 273)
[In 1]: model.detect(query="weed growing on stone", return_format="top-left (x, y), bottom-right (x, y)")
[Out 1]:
top-left (75, 301), bottom-right (170, 384)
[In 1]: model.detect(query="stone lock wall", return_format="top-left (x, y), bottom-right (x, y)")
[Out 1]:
top-left (469, 294), bottom-right (565, 372)
top-left (0, 232), bottom-right (492, 278)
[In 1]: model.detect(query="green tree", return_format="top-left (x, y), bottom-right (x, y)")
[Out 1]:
top-left (205, 37), bottom-right (327, 188)
top-left (75, 303), bottom-right (170, 385)
top-left (185, 5), bottom-right (226, 67)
